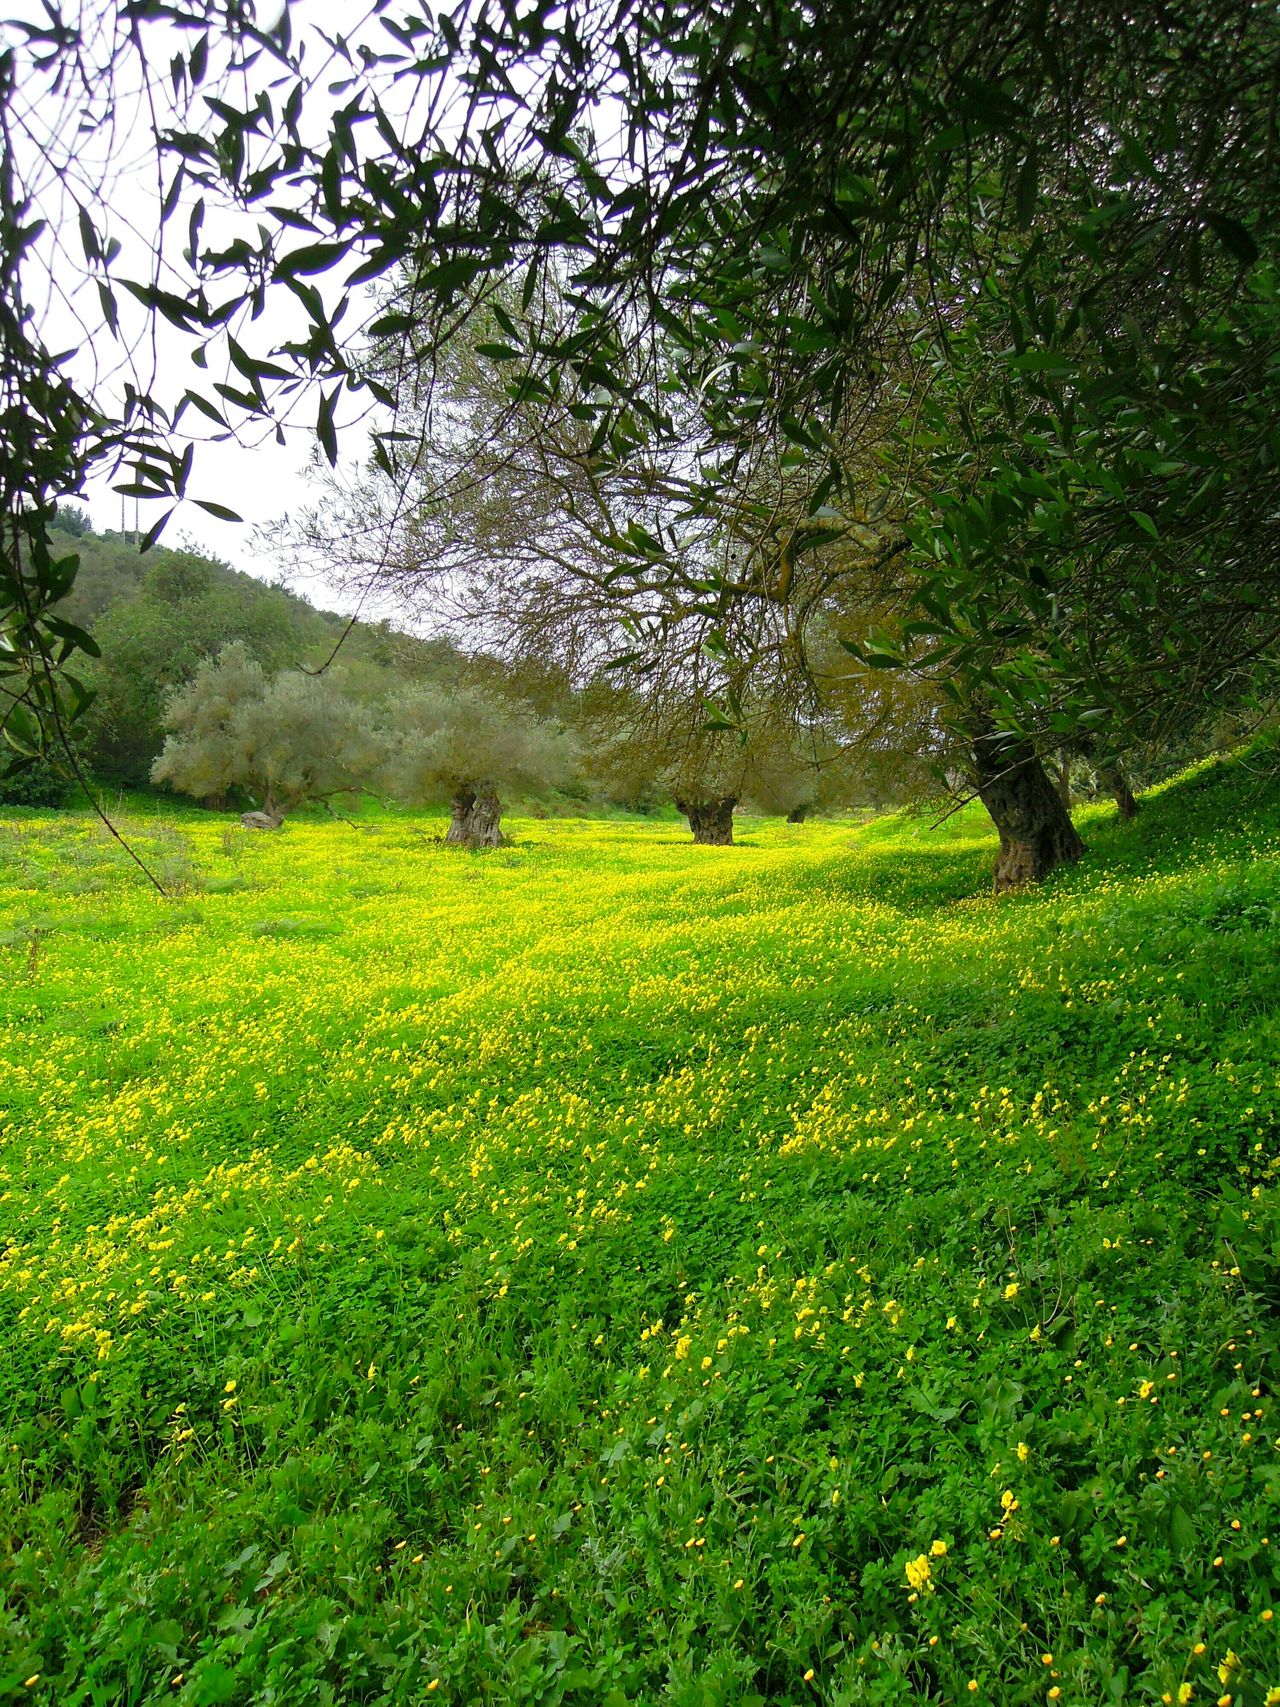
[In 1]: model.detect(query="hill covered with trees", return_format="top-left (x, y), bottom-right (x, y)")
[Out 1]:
top-left (31, 519), bottom-right (466, 794)
top-left (1, 519), bottom-right (587, 816)
top-left (11, 521), bottom-right (895, 837)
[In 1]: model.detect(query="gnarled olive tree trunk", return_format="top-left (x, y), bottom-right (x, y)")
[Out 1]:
top-left (676, 796), bottom-right (736, 845)
top-left (786, 806), bottom-right (808, 824)
top-left (1100, 762), bottom-right (1139, 821)
top-left (446, 788), bottom-right (504, 847)
top-left (971, 729), bottom-right (1084, 891)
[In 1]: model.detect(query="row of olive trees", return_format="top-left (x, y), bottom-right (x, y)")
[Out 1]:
top-left (151, 645), bottom-right (864, 844)
top-left (151, 645), bottom-right (565, 845)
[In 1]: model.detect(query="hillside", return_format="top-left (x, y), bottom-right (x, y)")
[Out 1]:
top-left (0, 758), bottom-right (1277, 1703)
top-left (32, 526), bottom-right (494, 794)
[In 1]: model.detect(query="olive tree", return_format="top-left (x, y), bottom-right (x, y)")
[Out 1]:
top-left (11, 0), bottom-right (1280, 901)
top-left (583, 685), bottom-right (824, 846)
top-left (151, 644), bottom-right (379, 824)
top-left (378, 685), bottom-right (569, 847)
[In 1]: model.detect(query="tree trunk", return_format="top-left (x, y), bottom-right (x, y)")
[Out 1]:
top-left (676, 797), bottom-right (736, 845)
top-left (1055, 754), bottom-right (1072, 808)
top-left (446, 789), bottom-right (475, 844)
top-left (468, 790), bottom-right (503, 846)
top-left (1101, 763), bottom-right (1139, 822)
top-left (971, 730), bottom-right (1084, 892)
top-left (446, 788), bottom-right (503, 847)
top-left (261, 787), bottom-right (288, 826)
top-left (786, 806), bottom-right (808, 824)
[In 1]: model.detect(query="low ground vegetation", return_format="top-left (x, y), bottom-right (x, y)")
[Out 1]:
top-left (0, 758), bottom-right (1277, 1704)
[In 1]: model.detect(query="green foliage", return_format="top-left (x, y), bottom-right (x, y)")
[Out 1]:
top-left (152, 644), bottom-right (381, 818)
top-left (0, 757), bottom-right (1277, 1701)
top-left (10, 0), bottom-right (1280, 780)
top-left (378, 683), bottom-right (571, 807)
top-left (0, 755), bottom-right (70, 808)
top-left (887, 264), bottom-right (1280, 755)
top-left (79, 547), bottom-right (335, 787)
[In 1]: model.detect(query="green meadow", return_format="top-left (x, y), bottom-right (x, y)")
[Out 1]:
top-left (0, 758), bottom-right (1277, 1706)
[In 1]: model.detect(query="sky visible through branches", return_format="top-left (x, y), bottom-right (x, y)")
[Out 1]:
top-left (5, 0), bottom-right (393, 587)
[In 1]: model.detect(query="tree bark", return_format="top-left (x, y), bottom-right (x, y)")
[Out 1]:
top-left (971, 730), bottom-right (1084, 892)
top-left (446, 789), bottom-right (475, 844)
top-left (1055, 754), bottom-right (1072, 808)
top-left (1100, 763), bottom-right (1139, 821)
top-left (468, 790), bottom-right (503, 846)
top-left (676, 797), bottom-right (736, 845)
top-left (786, 806), bottom-right (808, 824)
top-left (260, 787), bottom-right (289, 826)
top-left (446, 788), bottom-right (503, 847)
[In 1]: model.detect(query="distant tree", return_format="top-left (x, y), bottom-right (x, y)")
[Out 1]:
top-left (50, 503), bottom-right (91, 538)
top-left (763, 634), bottom-right (949, 822)
top-left (674, 726), bottom-right (831, 844)
top-left (585, 688), bottom-right (830, 846)
top-left (742, 740), bottom-right (868, 824)
top-left (152, 645), bottom-right (379, 824)
top-left (378, 685), bottom-right (569, 846)
top-left (83, 552), bottom-right (320, 785)
top-left (741, 754), bottom-right (820, 825)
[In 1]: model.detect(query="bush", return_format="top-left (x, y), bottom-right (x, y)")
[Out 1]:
top-left (0, 757), bottom-right (71, 808)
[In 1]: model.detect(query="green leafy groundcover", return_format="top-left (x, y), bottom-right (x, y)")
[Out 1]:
top-left (0, 758), bottom-right (1277, 1706)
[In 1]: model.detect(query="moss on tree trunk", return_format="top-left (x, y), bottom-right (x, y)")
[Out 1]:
top-left (676, 797), bottom-right (736, 845)
top-left (971, 730), bottom-right (1084, 891)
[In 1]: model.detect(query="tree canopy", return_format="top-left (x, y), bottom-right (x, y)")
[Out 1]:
top-left (5, 0), bottom-right (1279, 882)
top-left (378, 683), bottom-right (570, 845)
top-left (151, 644), bottom-right (379, 822)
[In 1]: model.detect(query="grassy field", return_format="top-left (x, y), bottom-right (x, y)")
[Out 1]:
top-left (0, 763), bottom-right (1278, 1706)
